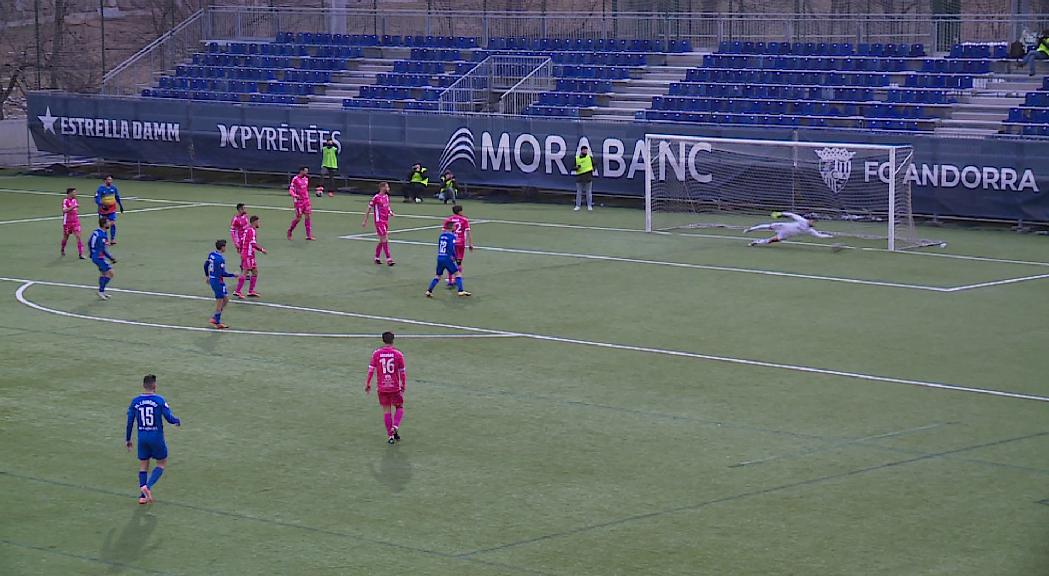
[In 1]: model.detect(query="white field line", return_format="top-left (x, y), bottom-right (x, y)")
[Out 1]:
top-left (3, 186), bottom-right (1049, 269)
top-left (4, 276), bottom-right (1048, 404)
top-left (343, 237), bottom-right (954, 292)
top-left (6, 276), bottom-right (514, 337)
top-left (0, 203), bottom-right (207, 225)
top-left (943, 273), bottom-right (1049, 292)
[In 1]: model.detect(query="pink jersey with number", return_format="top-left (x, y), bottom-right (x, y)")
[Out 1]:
top-left (241, 226), bottom-right (259, 257)
top-left (63, 197), bottom-right (79, 226)
top-left (289, 174), bottom-right (310, 204)
top-left (230, 213), bottom-right (249, 248)
top-left (444, 214), bottom-right (470, 245)
top-left (369, 193), bottom-right (391, 224)
top-left (369, 345), bottom-right (406, 393)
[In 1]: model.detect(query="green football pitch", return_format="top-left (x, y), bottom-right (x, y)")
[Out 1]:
top-left (1, 173), bottom-right (1047, 575)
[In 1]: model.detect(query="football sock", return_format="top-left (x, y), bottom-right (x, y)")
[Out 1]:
top-left (213, 312), bottom-right (221, 323)
top-left (138, 471), bottom-right (148, 489)
top-left (427, 278), bottom-right (439, 292)
top-left (109, 224), bottom-right (117, 242)
top-left (99, 276), bottom-right (110, 292)
top-left (235, 276), bottom-right (246, 293)
top-left (77, 239), bottom-right (83, 256)
top-left (304, 219), bottom-right (312, 237)
top-left (147, 466), bottom-right (164, 488)
top-left (61, 237), bottom-right (68, 252)
top-left (393, 407), bottom-right (404, 428)
top-left (288, 218), bottom-right (299, 233)
top-left (381, 242), bottom-right (390, 259)
top-left (383, 413), bottom-right (394, 435)
top-left (456, 277), bottom-right (464, 291)
top-left (249, 275), bottom-right (257, 292)
top-left (375, 243), bottom-right (382, 259)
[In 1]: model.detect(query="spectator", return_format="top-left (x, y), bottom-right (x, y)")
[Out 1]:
top-left (320, 137), bottom-right (338, 196)
top-left (405, 163), bottom-right (428, 203)
top-left (573, 145), bottom-right (594, 211)
top-left (1023, 30), bottom-right (1049, 76)
top-left (438, 170), bottom-right (459, 205)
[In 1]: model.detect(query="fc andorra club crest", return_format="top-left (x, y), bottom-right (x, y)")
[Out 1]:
top-left (816, 147), bottom-right (855, 194)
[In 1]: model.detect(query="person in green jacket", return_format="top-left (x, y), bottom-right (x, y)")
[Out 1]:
top-left (405, 163), bottom-right (428, 203)
top-left (1023, 30), bottom-right (1049, 76)
top-left (573, 145), bottom-right (594, 211)
top-left (320, 137), bottom-right (338, 197)
top-left (438, 170), bottom-right (459, 205)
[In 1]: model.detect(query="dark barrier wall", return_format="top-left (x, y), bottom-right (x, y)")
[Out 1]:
top-left (28, 92), bottom-right (1049, 221)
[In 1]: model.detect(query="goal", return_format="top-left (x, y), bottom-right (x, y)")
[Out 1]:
top-left (643, 134), bottom-right (935, 251)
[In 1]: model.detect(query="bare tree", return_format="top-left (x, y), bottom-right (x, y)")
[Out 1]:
top-left (49, 0), bottom-right (69, 90)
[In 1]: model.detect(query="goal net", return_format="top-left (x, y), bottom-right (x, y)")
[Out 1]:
top-left (644, 134), bottom-right (936, 250)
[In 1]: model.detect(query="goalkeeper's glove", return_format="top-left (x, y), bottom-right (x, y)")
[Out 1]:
top-left (771, 211), bottom-right (783, 219)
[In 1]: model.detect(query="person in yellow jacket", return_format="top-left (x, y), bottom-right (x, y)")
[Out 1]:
top-left (1023, 30), bottom-right (1049, 76)
top-left (320, 137), bottom-right (338, 197)
top-left (573, 146), bottom-right (594, 211)
top-left (405, 163), bottom-right (428, 203)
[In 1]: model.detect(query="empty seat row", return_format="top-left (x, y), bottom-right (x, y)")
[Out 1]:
top-left (717, 41), bottom-right (924, 58)
top-left (209, 42), bottom-right (363, 59)
top-left (669, 82), bottom-right (874, 102)
top-left (376, 73), bottom-right (434, 87)
top-left (343, 98), bottom-right (399, 109)
top-left (142, 88), bottom-right (240, 102)
top-left (686, 68), bottom-right (892, 87)
top-left (403, 101), bottom-right (440, 111)
top-left (550, 52), bottom-right (647, 66)
top-left (393, 61), bottom-right (446, 74)
top-left (557, 65), bottom-right (631, 79)
top-left (358, 86), bottom-right (442, 101)
top-left (1025, 92), bottom-right (1049, 107)
top-left (192, 54), bottom-right (348, 71)
top-left (652, 97), bottom-right (932, 119)
top-left (643, 111), bottom-right (929, 131)
top-left (705, 54), bottom-right (909, 72)
top-left (903, 74), bottom-right (974, 89)
top-left (555, 79), bottom-right (613, 93)
top-left (278, 32), bottom-right (478, 48)
top-left (949, 43), bottom-right (1008, 59)
top-left (1008, 108), bottom-right (1049, 124)
top-left (409, 48), bottom-right (463, 62)
top-left (537, 92), bottom-right (598, 107)
top-left (523, 105), bottom-right (582, 117)
top-left (174, 66), bottom-right (332, 84)
top-left (886, 89), bottom-right (955, 104)
top-left (921, 59), bottom-right (992, 74)
top-left (1022, 125), bottom-right (1049, 136)
top-left (489, 37), bottom-right (690, 53)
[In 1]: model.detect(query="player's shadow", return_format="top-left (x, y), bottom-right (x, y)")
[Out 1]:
top-left (99, 506), bottom-right (161, 573)
top-left (369, 446), bottom-right (412, 493)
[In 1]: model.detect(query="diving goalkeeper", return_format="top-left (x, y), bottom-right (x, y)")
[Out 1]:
top-left (745, 211), bottom-right (833, 246)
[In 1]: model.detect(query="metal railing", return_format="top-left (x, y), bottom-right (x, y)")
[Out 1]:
top-left (438, 55), bottom-right (551, 115)
top-left (102, 9), bottom-right (207, 96)
top-left (498, 58), bottom-right (554, 116)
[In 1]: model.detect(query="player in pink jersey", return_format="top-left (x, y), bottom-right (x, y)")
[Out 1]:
top-left (234, 215), bottom-right (267, 299)
top-left (442, 204), bottom-right (473, 287)
top-left (229, 203), bottom-right (249, 254)
top-left (361, 181), bottom-right (396, 266)
top-left (286, 167), bottom-right (315, 241)
top-left (60, 188), bottom-right (85, 259)
top-left (365, 331), bottom-right (407, 445)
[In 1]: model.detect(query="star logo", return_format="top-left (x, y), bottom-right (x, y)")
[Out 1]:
top-left (38, 107), bottom-right (59, 134)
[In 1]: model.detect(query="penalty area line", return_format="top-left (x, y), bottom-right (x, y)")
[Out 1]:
top-left (0, 203), bottom-right (208, 225)
top-left (3, 276), bottom-right (1047, 404)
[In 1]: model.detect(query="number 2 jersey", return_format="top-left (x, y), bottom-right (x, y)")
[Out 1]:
top-left (125, 393), bottom-right (180, 443)
top-left (369, 345), bottom-right (406, 393)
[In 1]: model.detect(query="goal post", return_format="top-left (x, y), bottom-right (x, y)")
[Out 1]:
top-left (643, 134), bottom-right (937, 251)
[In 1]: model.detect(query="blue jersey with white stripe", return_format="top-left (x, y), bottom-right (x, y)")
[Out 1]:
top-left (126, 393), bottom-right (180, 442)
top-left (436, 231), bottom-right (457, 260)
top-left (88, 228), bottom-right (111, 260)
top-left (204, 251), bottom-right (235, 281)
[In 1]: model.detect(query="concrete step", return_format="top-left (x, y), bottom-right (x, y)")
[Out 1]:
top-left (603, 103), bottom-right (649, 112)
top-left (969, 95), bottom-right (1025, 106)
top-left (324, 89), bottom-right (359, 98)
top-left (934, 126), bottom-right (1001, 136)
top-left (951, 111), bottom-right (1008, 122)
top-left (608, 93), bottom-right (656, 103)
top-left (664, 53), bottom-right (708, 67)
top-left (615, 84), bottom-right (667, 95)
top-left (937, 118), bottom-right (1005, 131)
top-left (643, 72), bottom-right (686, 82)
top-left (589, 113), bottom-right (636, 121)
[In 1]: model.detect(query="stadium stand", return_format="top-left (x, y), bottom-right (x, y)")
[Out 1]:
top-left (138, 33), bottom-right (1047, 136)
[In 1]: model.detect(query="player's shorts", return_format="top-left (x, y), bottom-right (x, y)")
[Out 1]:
top-left (137, 436), bottom-right (168, 461)
top-left (454, 244), bottom-right (466, 261)
top-left (210, 280), bottom-right (228, 299)
top-left (92, 258), bottom-right (111, 273)
top-left (63, 221), bottom-right (81, 235)
top-left (294, 201), bottom-right (312, 217)
top-left (375, 220), bottom-right (389, 236)
top-left (771, 222), bottom-right (804, 240)
top-left (241, 255), bottom-right (256, 271)
top-left (435, 257), bottom-right (459, 277)
top-left (322, 166), bottom-right (338, 176)
top-left (377, 389), bottom-right (404, 407)
top-left (101, 211), bottom-right (118, 222)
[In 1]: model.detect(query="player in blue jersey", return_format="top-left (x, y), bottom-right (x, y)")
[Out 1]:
top-left (425, 221), bottom-right (471, 298)
top-left (95, 175), bottom-right (124, 244)
top-left (126, 374), bottom-right (181, 504)
top-left (205, 239), bottom-right (237, 329)
top-left (89, 216), bottom-right (117, 300)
